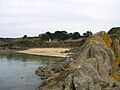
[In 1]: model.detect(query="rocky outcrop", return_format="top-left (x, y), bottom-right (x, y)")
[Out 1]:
top-left (36, 31), bottom-right (120, 90)
top-left (112, 39), bottom-right (120, 59)
top-left (110, 39), bottom-right (120, 81)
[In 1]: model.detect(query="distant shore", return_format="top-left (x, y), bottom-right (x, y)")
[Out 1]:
top-left (16, 48), bottom-right (70, 57)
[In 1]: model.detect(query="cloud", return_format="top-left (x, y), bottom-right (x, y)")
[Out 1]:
top-left (0, 0), bottom-right (120, 37)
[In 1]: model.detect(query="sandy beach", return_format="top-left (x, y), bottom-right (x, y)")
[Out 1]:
top-left (17, 48), bottom-right (70, 57)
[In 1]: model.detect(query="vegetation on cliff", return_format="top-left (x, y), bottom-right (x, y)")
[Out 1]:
top-left (108, 27), bottom-right (120, 41)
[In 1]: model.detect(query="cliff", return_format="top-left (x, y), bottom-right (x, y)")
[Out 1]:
top-left (36, 31), bottom-right (120, 90)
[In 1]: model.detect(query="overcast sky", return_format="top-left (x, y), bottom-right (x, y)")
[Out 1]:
top-left (0, 0), bottom-right (120, 37)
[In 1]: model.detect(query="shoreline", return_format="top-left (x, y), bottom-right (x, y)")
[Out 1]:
top-left (16, 48), bottom-right (71, 58)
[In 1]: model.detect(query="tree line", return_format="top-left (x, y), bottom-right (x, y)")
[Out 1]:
top-left (0, 31), bottom-right (92, 43)
top-left (0, 30), bottom-right (92, 49)
top-left (37, 31), bottom-right (92, 41)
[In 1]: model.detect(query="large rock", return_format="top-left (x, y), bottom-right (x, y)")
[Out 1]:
top-left (36, 31), bottom-right (120, 90)
top-left (112, 39), bottom-right (120, 59)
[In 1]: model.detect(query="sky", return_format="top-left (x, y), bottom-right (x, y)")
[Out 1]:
top-left (0, 0), bottom-right (120, 38)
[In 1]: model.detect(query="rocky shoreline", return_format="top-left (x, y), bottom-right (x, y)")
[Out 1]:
top-left (36, 31), bottom-right (120, 90)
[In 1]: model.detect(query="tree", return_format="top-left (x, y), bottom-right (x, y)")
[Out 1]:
top-left (23, 35), bottom-right (27, 39)
top-left (39, 34), bottom-right (49, 41)
top-left (54, 31), bottom-right (69, 41)
top-left (71, 32), bottom-right (81, 39)
top-left (45, 31), bottom-right (53, 40)
top-left (86, 31), bottom-right (92, 36)
top-left (83, 31), bottom-right (92, 37)
top-left (83, 33), bottom-right (87, 37)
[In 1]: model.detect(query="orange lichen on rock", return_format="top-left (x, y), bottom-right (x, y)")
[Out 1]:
top-left (111, 58), bottom-right (120, 80)
top-left (94, 32), bottom-right (120, 81)
top-left (94, 31), bottom-right (111, 48)
top-left (112, 39), bottom-right (120, 58)
top-left (100, 32), bottom-right (112, 48)
top-left (103, 33), bottom-right (112, 48)
top-left (96, 32), bottom-right (120, 81)
top-left (86, 31), bottom-right (112, 48)
top-left (110, 39), bottom-right (120, 80)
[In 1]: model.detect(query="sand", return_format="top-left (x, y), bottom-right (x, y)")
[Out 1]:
top-left (16, 48), bottom-right (70, 57)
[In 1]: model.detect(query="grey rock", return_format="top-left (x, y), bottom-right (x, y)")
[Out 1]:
top-left (36, 31), bottom-right (120, 90)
